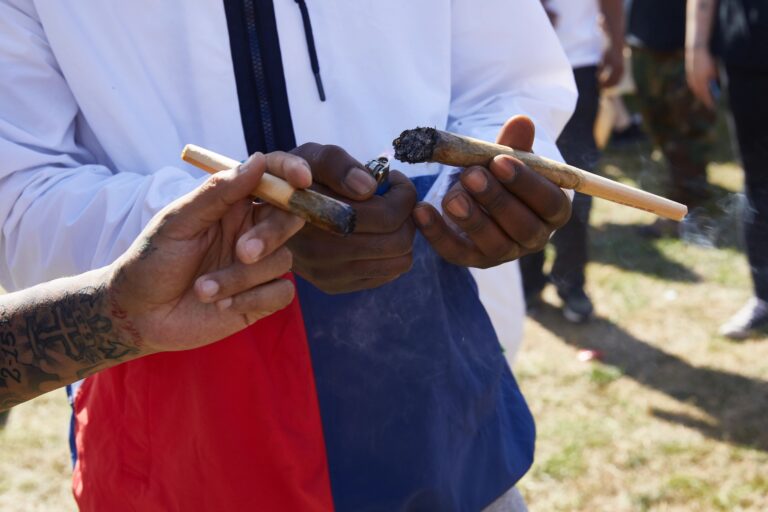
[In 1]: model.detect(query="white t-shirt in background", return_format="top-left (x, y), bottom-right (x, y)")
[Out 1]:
top-left (548, 0), bottom-right (603, 68)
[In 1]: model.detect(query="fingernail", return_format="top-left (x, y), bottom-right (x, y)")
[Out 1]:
top-left (413, 206), bottom-right (433, 228)
top-left (238, 153), bottom-right (262, 174)
top-left (216, 297), bottom-right (233, 311)
top-left (464, 168), bottom-right (488, 193)
top-left (446, 195), bottom-right (471, 220)
top-left (345, 167), bottom-right (377, 196)
top-left (493, 156), bottom-right (518, 182)
top-left (198, 279), bottom-right (219, 299)
top-left (245, 239), bottom-right (265, 262)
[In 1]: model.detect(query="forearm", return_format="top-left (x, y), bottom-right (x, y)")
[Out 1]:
top-left (0, 266), bottom-right (149, 410)
top-left (686, 0), bottom-right (717, 51)
top-left (598, 0), bottom-right (625, 49)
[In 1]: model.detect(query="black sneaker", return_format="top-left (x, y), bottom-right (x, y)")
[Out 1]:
top-left (559, 288), bottom-right (594, 323)
top-left (719, 298), bottom-right (768, 340)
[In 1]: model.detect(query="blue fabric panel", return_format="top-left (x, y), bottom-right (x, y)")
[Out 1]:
top-left (297, 233), bottom-right (535, 512)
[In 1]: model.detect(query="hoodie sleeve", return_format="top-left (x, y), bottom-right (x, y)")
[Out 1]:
top-left (448, 0), bottom-right (577, 361)
top-left (448, 0), bottom-right (576, 161)
top-left (0, 0), bottom-right (204, 291)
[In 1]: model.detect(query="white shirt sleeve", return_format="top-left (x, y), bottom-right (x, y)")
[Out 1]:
top-left (448, 0), bottom-right (578, 361)
top-left (448, 0), bottom-right (576, 158)
top-left (0, 1), bottom-right (204, 291)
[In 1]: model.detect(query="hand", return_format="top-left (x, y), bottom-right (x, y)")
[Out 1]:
top-left (686, 47), bottom-right (719, 109)
top-left (599, 45), bottom-right (625, 89)
top-left (107, 152), bottom-right (310, 353)
top-left (287, 143), bottom-right (418, 294)
top-left (413, 116), bottom-right (571, 269)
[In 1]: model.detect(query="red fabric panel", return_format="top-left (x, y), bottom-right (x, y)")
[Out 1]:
top-left (72, 290), bottom-right (333, 512)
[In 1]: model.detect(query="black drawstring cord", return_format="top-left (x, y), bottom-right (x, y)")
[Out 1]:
top-left (294, 0), bottom-right (326, 102)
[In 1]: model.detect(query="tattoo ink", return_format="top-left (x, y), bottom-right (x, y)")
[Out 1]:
top-left (138, 236), bottom-right (159, 260)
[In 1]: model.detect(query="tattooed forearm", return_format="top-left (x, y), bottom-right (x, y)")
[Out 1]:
top-left (0, 270), bottom-right (142, 410)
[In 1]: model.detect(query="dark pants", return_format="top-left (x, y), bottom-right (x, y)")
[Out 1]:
top-left (520, 66), bottom-right (600, 297)
top-left (725, 65), bottom-right (768, 301)
top-left (631, 47), bottom-right (716, 208)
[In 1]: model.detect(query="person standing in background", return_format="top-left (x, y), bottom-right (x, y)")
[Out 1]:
top-left (687, 0), bottom-right (768, 339)
top-left (524, 0), bottom-right (625, 323)
top-left (628, 0), bottom-right (718, 238)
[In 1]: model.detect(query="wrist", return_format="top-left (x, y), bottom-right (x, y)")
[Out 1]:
top-left (103, 262), bottom-right (157, 359)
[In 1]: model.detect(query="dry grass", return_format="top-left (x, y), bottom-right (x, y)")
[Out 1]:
top-left (0, 389), bottom-right (75, 511)
top-left (516, 146), bottom-right (768, 510)
top-left (1, 138), bottom-right (766, 511)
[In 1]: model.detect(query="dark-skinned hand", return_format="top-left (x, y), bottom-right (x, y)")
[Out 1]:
top-left (412, 115), bottom-right (572, 269)
top-left (288, 143), bottom-right (418, 294)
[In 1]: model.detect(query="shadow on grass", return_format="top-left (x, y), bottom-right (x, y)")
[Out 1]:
top-left (529, 303), bottom-right (768, 452)
top-left (590, 223), bottom-right (702, 282)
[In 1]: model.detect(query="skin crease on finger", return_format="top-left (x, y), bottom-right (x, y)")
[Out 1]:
top-left (410, 120), bottom-right (571, 269)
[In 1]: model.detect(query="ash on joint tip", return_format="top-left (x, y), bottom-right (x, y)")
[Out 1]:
top-left (392, 127), bottom-right (438, 163)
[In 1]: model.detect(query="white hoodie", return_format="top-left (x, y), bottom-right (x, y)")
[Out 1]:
top-left (0, 0), bottom-right (575, 355)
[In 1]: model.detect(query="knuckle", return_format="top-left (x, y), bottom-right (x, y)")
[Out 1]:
top-left (543, 192), bottom-right (571, 223)
top-left (377, 213), bottom-right (401, 233)
top-left (482, 188), bottom-right (510, 216)
top-left (394, 253), bottom-right (414, 274)
top-left (519, 224), bottom-right (551, 251)
top-left (551, 201), bottom-right (573, 228)
top-left (317, 144), bottom-right (346, 166)
top-left (395, 224), bottom-right (416, 255)
top-left (273, 246), bottom-right (293, 270)
top-left (501, 245), bottom-right (522, 263)
top-left (204, 174), bottom-right (227, 191)
top-left (485, 239), bottom-right (516, 261)
top-left (275, 280), bottom-right (296, 307)
top-left (459, 214), bottom-right (487, 235)
top-left (293, 142), bottom-right (320, 158)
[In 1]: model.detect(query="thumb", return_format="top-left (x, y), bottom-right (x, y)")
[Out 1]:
top-left (496, 115), bottom-right (536, 152)
top-left (159, 153), bottom-right (267, 239)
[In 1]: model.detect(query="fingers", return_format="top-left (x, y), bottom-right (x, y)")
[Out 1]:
top-left (159, 153), bottom-right (268, 240)
top-left (496, 115), bottom-right (535, 151)
top-left (194, 246), bottom-right (293, 306)
top-left (295, 254), bottom-right (414, 294)
top-left (414, 155), bottom-right (572, 268)
top-left (599, 50), bottom-right (624, 89)
top-left (413, 203), bottom-right (487, 267)
top-left (687, 68), bottom-right (714, 109)
top-left (599, 63), bottom-right (623, 89)
top-left (686, 51), bottom-right (718, 110)
top-left (690, 78), bottom-right (714, 110)
top-left (349, 171), bottom-right (417, 233)
top-left (456, 167), bottom-right (550, 252)
top-left (487, 156), bottom-right (571, 227)
top-left (264, 151), bottom-right (312, 189)
top-left (292, 223), bottom-right (414, 262)
top-left (292, 143), bottom-right (378, 200)
top-left (236, 206), bottom-right (305, 264)
top-left (226, 278), bottom-right (295, 319)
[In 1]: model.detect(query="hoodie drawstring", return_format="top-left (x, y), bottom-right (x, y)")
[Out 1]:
top-left (294, 0), bottom-right (326, 102)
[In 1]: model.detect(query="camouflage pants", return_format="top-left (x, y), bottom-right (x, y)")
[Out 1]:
top-left (631, 46), bottom-right (717, 208)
